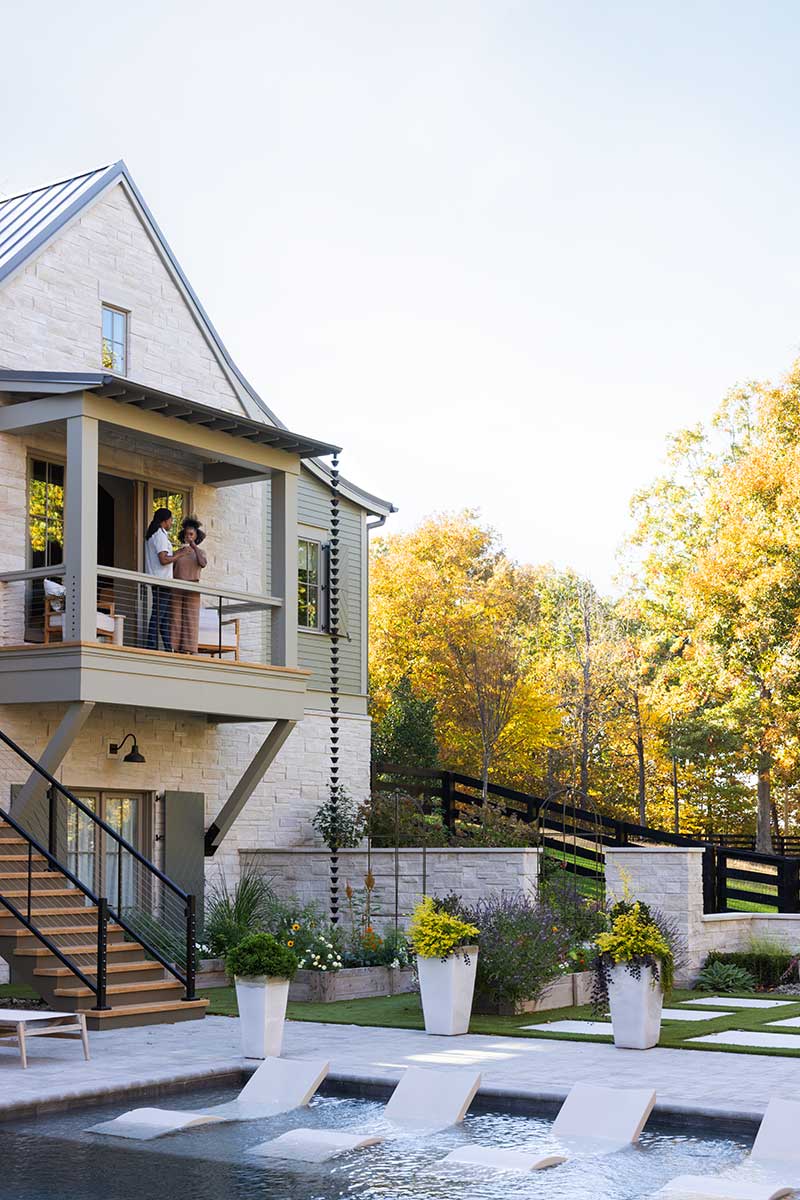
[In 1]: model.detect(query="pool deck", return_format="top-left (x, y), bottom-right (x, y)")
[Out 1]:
top-left (0, 1016), bottom-right (797, 1126)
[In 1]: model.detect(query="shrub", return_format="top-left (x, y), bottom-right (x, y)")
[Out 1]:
top-left (203, 866), bottom-right (276, 957)
top-left (226, 932), bottom-right (298, 981)
top-left (695, 959), bottom-right (757, 994)
top-left (454, 802), bottom-right (533, 848)
top-left (704, 952), bottom-right (790, 990)
top-left (311, 788), bottom-right (366, 850)
top-left (367, 791), bottom-right (450, 848)
top-left (462, 891), bottom-right (571, 1008)
top-left (539, 869), bottom-right (606, 945)
top-left (408, 896), bottom-right (479, 960)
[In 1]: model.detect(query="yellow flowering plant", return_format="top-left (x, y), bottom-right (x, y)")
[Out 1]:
top-left (592, 901), bottom-right (675, 1010)
top-left (408, 897), bottom-right (479, 961)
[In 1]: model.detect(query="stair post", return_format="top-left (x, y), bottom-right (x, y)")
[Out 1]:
top-left (93, 898), bottom-right (111, 1011)
top-left (184, 894), bottom-right (197, 1001)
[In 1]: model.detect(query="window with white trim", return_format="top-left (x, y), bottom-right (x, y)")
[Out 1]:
top-left (298, 537), bottom-right (323, 629)
top-left (101, 305), bottom-right (128, 374)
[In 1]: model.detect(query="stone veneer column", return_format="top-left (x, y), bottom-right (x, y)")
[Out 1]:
top-left (604, 847), bottom-right (707, 984)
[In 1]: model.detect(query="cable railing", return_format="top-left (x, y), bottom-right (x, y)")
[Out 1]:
top-left (0, 564), bottom-right (281, 664)
top-left (0, 727), bottom-right (197, 1007)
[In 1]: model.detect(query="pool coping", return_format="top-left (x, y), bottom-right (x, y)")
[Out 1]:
top-left (0, 1062), bottom-right (764, 1136)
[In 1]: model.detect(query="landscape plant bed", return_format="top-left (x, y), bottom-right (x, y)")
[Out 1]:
top-left (473, 970), bottom-right (592, 1015)
top-left (288, 964), bottom-right (416, 1003)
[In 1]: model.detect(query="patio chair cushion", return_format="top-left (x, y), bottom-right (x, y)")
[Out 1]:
top-left (48, 612), bottom-right (115, 634)
top-left (198, 608), bottom-right (237, 646)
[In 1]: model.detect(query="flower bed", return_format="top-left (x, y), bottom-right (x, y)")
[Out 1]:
top-left (289, 964), bottom-right (416, 1003)
top-left (473, 969), bottom-right (592, 1015)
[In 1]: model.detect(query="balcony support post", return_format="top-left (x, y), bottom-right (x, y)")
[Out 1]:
top-left (64, 412), bottom-right (98, 642)
top-left (270, 470), bottom-right (298, 668)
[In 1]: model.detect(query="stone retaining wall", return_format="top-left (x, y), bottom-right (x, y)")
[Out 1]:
top-left (605, 846), bottom-right (800, 984)
top-left (245, 846), bottom-right (542, 926)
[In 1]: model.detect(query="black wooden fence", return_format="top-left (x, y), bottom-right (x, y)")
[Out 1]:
top-left (371, 763), bottom-right (800, 915)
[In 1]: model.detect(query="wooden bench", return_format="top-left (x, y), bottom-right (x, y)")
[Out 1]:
top-left (0, 1009), bottom-right (89, 1069)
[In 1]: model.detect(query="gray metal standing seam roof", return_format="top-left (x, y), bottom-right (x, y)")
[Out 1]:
top-left (0, 160), bottom-right (396, 515)
top-left (0, 164), bottom-right (113, 284)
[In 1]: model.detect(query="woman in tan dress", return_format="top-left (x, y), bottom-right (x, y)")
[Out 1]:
top-left (170, 516), bottom-right (207, 653)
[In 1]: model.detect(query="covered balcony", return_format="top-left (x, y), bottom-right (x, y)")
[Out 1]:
top-left (0, 371), bottom-right (339, 724)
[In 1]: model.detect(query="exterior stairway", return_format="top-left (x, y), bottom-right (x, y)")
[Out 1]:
top-left (0, 824), bottom-right (208, 1031)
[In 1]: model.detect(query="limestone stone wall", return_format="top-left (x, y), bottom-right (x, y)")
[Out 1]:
top-left (0, 703), bottom-right (371, 883)
top-left (0, 181), bottom-right (249, 416)
top-left (605, 846), bottom-right (800, 983)
top-left (243, 846), bottom-right (542, 927)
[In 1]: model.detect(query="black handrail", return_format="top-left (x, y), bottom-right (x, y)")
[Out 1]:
top-left (0, 727), bottom-right (189, 903)
top-left (0, 892), bottom-right (99, 997)
top-left (0, 805), bottom-right (190, 992)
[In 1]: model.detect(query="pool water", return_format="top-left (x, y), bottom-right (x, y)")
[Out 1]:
top-left (0, 1085), bottom-right (751, 1200)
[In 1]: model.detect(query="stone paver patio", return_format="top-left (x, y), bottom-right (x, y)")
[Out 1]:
top-left (1, 1016), bottom-right (800, 1123)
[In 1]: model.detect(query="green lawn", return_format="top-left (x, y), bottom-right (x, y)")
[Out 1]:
top-left (198, 985), bottom-right (800, 1057)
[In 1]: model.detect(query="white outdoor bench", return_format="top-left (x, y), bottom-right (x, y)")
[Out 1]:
top-left (0, 1009), bottom-right (90, 1069)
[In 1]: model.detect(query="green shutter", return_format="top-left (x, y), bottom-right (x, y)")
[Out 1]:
top-left (162, 791), bottom-right (205, 923)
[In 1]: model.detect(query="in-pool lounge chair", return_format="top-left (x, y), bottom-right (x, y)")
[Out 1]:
top-left (655, 1097), bottom-right (800, 1200)
top-left (247, 1066), bottom-right (482, 1164)
top-left (440, 1082), bottom-right (656, 1173)
top-left (88, 1056), bottom-right (329, 1141)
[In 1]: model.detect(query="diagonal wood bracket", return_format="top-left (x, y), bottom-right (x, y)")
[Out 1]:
top-left (204, 718), bottom-right (296, 856)
top-left (13, 701), bottom-right (95, 822)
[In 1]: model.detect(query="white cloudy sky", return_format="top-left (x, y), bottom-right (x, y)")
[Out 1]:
top-left (4, 1), bottom-right (800, 590)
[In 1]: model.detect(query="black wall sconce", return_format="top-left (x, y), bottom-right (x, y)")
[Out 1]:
top-left (110, 733), bottom-right (145, 764)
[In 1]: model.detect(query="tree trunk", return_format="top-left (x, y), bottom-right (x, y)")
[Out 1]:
top-left (756, 751), bottom-right (773, 854)
top-left (580, 653), bottom-right (591, 799)
top-left (633, 693), bottom-right (646, 826)
top-left (481, 750), bottom-right (490, 804)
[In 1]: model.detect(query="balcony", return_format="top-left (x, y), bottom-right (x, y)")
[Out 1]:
top-left (0, 566), bottom-right (310, 722)
top-left (0, 373), bottom-right (336, 723)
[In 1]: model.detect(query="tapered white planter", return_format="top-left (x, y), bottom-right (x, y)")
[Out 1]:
top-left (417, 947), bottom-right (478, 1035)
top-left (235, 976), bottom-right (290, 1059)
top-left (607, 963), bottom-right (663, 1049)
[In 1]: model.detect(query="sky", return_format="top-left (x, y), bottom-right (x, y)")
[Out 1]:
top-left (4, 1), bottom-right (800, 591)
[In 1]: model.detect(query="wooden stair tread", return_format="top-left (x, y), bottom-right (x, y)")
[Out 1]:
top-left (10, 924), bottom-right (123, 938)
top-left (0, 905), bottom-right (97, 917)
top-left (17, 940), bottom-right (140, 957)
top-left (1, 888), bottom-right (79, 897)
top-left (35, 961), bottom-right (164, 978)
top-left (89, 999), bottom-right (209, 1019)
top-left (54, 978), bottom-right (184, 997)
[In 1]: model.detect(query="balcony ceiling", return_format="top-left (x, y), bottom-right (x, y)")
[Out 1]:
top-left (0, 370), bottom-right (340, 460)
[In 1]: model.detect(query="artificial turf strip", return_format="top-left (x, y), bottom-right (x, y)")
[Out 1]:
top-left (199, 986), bottom-right (800, 1057)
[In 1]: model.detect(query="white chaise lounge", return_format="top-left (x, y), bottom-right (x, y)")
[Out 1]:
top-left (88, 1056), bottom-right (329, 1141)
top-left (440, 1082), bottom-right (656, 1173)
top-left (247, 1066), bottom-right (482, 1164)
top-left (655, 1098), bottom-right (800, 1200)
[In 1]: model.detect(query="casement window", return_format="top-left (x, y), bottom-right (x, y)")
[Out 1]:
top-left (28, 458), bottom-right (65, 568)
top-left (298, 537), bottom-right (323, 629)
top-left (101, 304), bottom-right (128, 374)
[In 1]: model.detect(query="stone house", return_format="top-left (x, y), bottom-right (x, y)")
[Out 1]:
top-left (0, 159), bottom-right (393, 938)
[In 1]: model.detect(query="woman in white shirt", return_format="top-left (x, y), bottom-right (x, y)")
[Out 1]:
top-left (144, 508), bottom-right (190, 651)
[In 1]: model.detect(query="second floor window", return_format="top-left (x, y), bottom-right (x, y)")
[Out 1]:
top-left (102, 305), bottom-right (127, 374)
top-left (298, 538), bottom-right (322, 629)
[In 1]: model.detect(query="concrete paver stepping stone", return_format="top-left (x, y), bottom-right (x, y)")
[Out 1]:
top-left (680, 997), bottom-right (792, 1009)
top-left (687, 1031), bottom-right (800, 1051)
top-left (520, 1021), bottom-right (612, 1036)
top-left (763, 1017), bottom-right (800, 1029)
top-left (660, 1008), bottom-right (732, 1022)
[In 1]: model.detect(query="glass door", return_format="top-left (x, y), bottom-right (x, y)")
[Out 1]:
top-left (70, 792), bottom-right (145, 911)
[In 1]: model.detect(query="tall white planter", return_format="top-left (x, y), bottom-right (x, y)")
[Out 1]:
top-left (235, 976), bottom-right (290, 1059)
top-left (607, 963), bottom-right (663, 1050)
top-left (417, 947), bottom-right (478, 1035)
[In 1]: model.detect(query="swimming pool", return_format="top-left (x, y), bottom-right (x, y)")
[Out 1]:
top-left (0, 1083), bottom-right (751, 1200)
